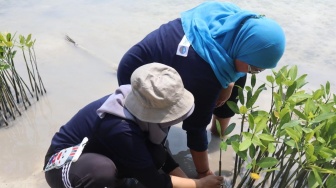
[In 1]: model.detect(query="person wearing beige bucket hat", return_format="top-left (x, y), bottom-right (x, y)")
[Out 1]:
top-left (43, 63), bottom-right (223, 188)
top-left (125, 62), bottom-right (194, 124)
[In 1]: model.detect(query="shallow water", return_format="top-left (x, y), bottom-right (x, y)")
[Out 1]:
top-left (0, 0), bottom-right (335, 187)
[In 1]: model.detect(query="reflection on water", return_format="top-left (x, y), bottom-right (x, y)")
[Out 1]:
top-left (0, 0), bottom-right (335, 187)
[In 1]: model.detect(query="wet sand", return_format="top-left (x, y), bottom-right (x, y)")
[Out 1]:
top-left (0, 0), bottom-right (335, 187)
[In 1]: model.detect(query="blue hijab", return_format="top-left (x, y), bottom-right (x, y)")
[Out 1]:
top-left (181, 2), bottom-right (286, 88)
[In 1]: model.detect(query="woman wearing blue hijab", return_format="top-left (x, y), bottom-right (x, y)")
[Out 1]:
top-left (117, 1), bottom-right (285, 179)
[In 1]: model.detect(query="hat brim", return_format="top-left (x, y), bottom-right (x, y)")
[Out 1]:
top-left (125, 88), bottom-right (194, 123)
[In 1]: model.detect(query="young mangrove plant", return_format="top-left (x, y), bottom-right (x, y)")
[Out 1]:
top-left (219, 65), bottom-right (336, 188)
top-left (0, 32), bottom-right (46, 126)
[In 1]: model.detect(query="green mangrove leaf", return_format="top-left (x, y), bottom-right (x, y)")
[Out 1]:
top-left (266, 75), bottom-right (274, 84)
top-left (318, 103), bottom-right (334, 114)
top-left (238, 87), bottom-right (245, 105)
top-left (308, 172), bottom-right (320, 188)
top-left (305, 131), bottom-right (314, 142)
top-left (326, 175), bottom-right (336, 188)
top-left (237, 151), bottom-right (248, 160)
top-left (285, 81), bottom-right (297, 99)
top-left (27, 41), bottom-right (34, 48)
top-left (246, 87), bottom-right (264, 108)
top-left (316, 137), bottom-right (326, 144)
top-left (247, 90), bottom-right (252, 104)
top-left (267, 143), bottom-right (275, 154)
top-left (285, 139), bottom-right (296, 148)
top-left (284, 80), bottom-right (294, 87)
top-left (252, 135), bottom-right (264, 147)
top-left (312, 89), bottom-right (324, 100)
top-left (326, 81), bottom-right (330, 95)
top-left (305, 144), bottom-right (316, 162)
top-left (245, 85), bottom-right (252, 91)
top-left (226, 134), bottom-right (240, 145)
top-left (251, 110), bottom-right (269, 117)
top-left (220, 141), bottom-right (228, 151)
top-left (281, 120), bottom-right (300, 129)
top-left (4, 41), bottom-right (13, 47)
top-left (288, 65), bottom-right (298, 80)
top-left (295, 74), bottom-right (308, 89)
top-left (318, 147), bottom-right (336, 160)
top-left (256, 157), bottom-right (278, 168)
top-left (275, 68), bottom-right (287, 85)
top-left (223, 123), bottom-right (236, 136)
top-left (19, 35), bottom-right (25, 44)
top-left (273, 111), bottom-right (280, 120)
top-left (239, 139), bottom-right (252, 151)
top-left (226, 101), bottom-right (240, 114)
top-left (26, 34), bottom-right (32, 43)
top-left (279, 107), bottom-right (290, 119)
top-left (289, 92), bottom-right (311, 104)
top-left (293, 109), bottom-right (308, 121)
top-left (0, 33), bottom-right (5, 42)
top-left (285, 127), bottom-right (302, 142)
top-left (259, 134), bottom-right (275, 142)
top-left (231, 141), bottom-right (239, 153)
top-left (309, 165), bottom-right (336, 175)
top-left (254, 118), bottom-right (267, 133)
top-left (6, 33), bottom-right (11, 41)
top-left (248, 114), bottom-right (255, 130)
top-left (312, 168), bottom-right (323, 186)
top-left (302, 127), bottom-right (313, 133)
top-left (284, 147), bottom-right (293, 155)
top-left (249, 144), bottom-right (256, 158)
top-left (304, 99), bottom-right (316, 117)
top-left (310, 112), bottom-right (335, 124)
top-left (242, 132), bottom-right (253, 140)
top-left (239, 105), bottom-right (247, 114)
top-left (251, 74), bottom-right (256, 87)
top-left (215, 120), bottom-right (223, 138)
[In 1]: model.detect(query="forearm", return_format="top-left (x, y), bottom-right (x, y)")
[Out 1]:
top-left (215, 83), bottom-right (234, 107)
top-left (169, 167), bottom-right (188, 178)
top-left (170, 176), bottom-right (199, 188)
top-left (190, 149), bottom-right (213, 178)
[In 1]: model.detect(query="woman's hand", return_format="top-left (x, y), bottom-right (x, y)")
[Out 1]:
top-left (196, 174), bottom-right (223, 188)
top-left (215, 83), bottom-right (234, 107)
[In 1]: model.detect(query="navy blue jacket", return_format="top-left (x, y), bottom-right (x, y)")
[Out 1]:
top-left (117, 18), bottom-right (222, 151)
top-left (44, 95), bottom-right (177, 188)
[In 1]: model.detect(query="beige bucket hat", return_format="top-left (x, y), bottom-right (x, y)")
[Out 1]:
top-left (125, 63), bottom-right (194, 123)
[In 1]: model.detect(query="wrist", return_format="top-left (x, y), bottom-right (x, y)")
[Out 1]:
top-left (196, 169), bottom-right (209, 175)
top-left (194, 179), bottom-right (202, 188)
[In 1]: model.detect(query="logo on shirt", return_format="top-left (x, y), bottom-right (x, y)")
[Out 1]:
top-left (179, 46), bottom-right (187, 54)
top-left (176, 35), bottom-right (191, 57)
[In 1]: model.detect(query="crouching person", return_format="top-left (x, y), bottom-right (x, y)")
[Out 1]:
top-left (43, 63), bottom-right (223, 188)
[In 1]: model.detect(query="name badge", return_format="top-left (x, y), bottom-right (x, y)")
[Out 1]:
top-left (176, 35), bottom-right (191, 57)
top-left (44, 137), bottom-right (88, 172)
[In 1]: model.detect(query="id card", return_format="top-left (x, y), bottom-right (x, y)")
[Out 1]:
top-left (176, 35), bottom-right (191, 57)
top-left (44, 137), bottom-right (88, 172)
